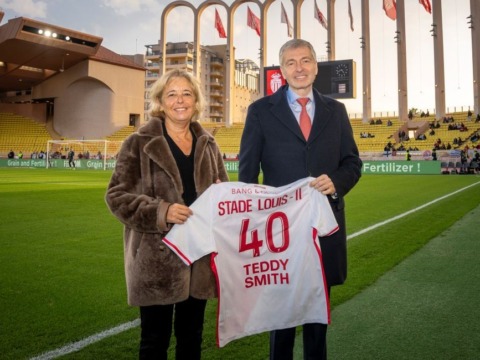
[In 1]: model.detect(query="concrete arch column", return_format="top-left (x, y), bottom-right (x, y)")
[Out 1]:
top-left (431, 0), bottom-right (446, 120)
top-left (159, 0), bottom-right (474, 123)
top-left (160, 1), bottom-right (197, 76)
top-left (471, 0), bottom-right (480, 114)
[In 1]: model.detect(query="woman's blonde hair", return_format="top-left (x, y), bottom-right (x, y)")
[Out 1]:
top-left (148, 69), bottom-right (205, 120)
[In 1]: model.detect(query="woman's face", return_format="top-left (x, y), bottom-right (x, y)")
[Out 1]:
top-left (160, 77), bottom-right (197, 124)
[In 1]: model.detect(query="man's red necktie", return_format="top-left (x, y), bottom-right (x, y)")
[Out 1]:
top-left (297, 98), bottom-right (311, 140)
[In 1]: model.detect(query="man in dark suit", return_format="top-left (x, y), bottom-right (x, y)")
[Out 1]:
top-left (238, 39), bottom-right (362, 360)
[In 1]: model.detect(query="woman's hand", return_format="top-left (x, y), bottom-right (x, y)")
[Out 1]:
top-left (166, 203), bottom-right (193, 224)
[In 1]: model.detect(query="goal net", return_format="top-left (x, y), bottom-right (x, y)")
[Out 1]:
top-left (46, 139), bottom-right (123, 170)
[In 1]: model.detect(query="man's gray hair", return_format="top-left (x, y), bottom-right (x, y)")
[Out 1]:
top-left (279, 39), bottom-right (317, 66)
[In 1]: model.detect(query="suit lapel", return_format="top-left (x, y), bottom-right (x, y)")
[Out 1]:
top-left (309, 90), bottom-right (333, 142)
top-left (269, 87), bottom-right (334, 143)
top-left (269, 87), bottom-right (305, 141)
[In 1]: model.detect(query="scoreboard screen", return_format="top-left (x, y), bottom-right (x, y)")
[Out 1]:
top-left (264, 60), bottom-right (356, 99)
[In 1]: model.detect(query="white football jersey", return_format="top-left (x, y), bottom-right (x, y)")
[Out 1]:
top-left (163, 177), bottom-right (339, 347)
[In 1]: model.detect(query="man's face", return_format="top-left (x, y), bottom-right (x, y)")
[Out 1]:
top-left (280, 46), bottom-right (318, 94)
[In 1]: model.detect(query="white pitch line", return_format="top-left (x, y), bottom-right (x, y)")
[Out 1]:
top-left (347, 180), bottom-right (480, 241)
top-left (29, 180), bottom-right (480, 359)
top-left (29, 319), bottom-right (140, 360)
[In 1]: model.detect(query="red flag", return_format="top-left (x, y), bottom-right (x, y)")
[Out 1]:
top-left (215, 8), bottom-right (227, 38)
top-left (314, 0), bottom-right (328, 30)
top-left (280, 2), bottom-right (293, 38)
top-left (419, 0), bottom-right (432, 14)
top-left (348, 0), bottom-right (354, 31)
top-left (247, 6), bottom-right (261, 36)
top-left (383, 0), bottom-right (397, 20)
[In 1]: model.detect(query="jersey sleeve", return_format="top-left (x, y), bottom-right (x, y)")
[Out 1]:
top-left (311, 190), bottom-right (339, 237)
top-left (162, 186), bottom-right (217, 265)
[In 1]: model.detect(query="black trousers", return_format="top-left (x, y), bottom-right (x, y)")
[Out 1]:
top-left (270, 323), bottom-right (327, 360)
top-left (270, 287), bottom-right (331, 360)
top-left (139, 296), bottom-right (207, 360)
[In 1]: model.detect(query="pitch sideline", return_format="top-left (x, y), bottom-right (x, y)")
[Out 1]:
top-left (29, 180), bottom-right (480, 360)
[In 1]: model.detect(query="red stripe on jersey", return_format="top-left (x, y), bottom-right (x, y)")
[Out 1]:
top-left (162, 238), bottom-right (192, 265)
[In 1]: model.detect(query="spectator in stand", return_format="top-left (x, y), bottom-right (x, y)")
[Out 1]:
top-left (432, 148), bottom-right (437, 161)
top-left (7, 150), bottom-right (14, 159)
top-left (105, 69), bottom-right (228, 359)
top-left (18, 151), bottom-right (23, 159)
top-left (471, 131), bottom-right (479, 143)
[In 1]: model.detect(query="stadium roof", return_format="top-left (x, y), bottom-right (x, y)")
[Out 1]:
top-left (0, 14), bottom-right (144, 94)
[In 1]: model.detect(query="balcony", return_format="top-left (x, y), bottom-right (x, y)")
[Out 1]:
top-left (145, 63), bottom-right (160, 70)
top-left (211, 57), bottom-right (224, 67)
top-left (145, 73), bottom-right (159, 81)
top-left (165, 62), bottom-right (193, 70)
top-left (210, 81), bottom-right (223, 88)
top-left (210, 101), bottom-right (223, 107)
top-left (166, 48), bottom-right (192, 56)
top-left (210, 91), bottom-right (223, 98)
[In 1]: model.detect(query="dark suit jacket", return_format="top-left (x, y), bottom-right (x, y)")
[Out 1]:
top-left (239, 85), bottom-right (362, 286)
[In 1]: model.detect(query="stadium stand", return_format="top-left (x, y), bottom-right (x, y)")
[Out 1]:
top-left (212, 123), bottom-right (245, 157)
top-left (0, 112), bottom-right (52, 157)
top-left (0, 113), bottom-right (134, 159)
top-left (350, 113), bottom-right (480, 153)
top-left (105, 126), bottom-right (136, 141)
top-left (2, 112), bottom-right (478, 161)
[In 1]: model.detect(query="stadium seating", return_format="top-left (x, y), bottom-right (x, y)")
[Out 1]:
top-left (105, 126), bottom-right (135, 141)
top-left (212, 123), bottom-right (245, 156)
top-left (1, 111), bottom-right (478, 159)
top-left (0, 112), bottom-right (52, 157)
top-left (350, 113), bottom-right (480, 152)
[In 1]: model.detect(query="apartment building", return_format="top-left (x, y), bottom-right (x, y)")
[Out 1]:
top-left (144, 41), bottom-right (261, 124)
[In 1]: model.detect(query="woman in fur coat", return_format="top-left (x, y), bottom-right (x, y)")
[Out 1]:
top-left (105, 69), bottom-right (229, 359)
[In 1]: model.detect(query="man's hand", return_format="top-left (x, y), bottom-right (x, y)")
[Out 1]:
top-left (310, 175), bottom-right (336, 197)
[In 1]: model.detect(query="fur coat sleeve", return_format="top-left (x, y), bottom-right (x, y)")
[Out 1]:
top-left (105, 117), bottom-right (229, 306)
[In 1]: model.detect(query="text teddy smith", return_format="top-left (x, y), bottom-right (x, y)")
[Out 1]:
top-left (216, 185), bottom-right (305, 289)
